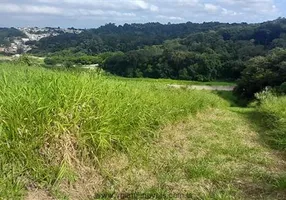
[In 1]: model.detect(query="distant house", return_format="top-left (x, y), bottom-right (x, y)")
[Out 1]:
top-left (0, 47), bottom-right (5, 52)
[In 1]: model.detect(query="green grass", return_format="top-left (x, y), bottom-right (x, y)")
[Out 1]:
top-left (108, 76), bottom-right (236, 86)
top-left (0, 63), bottom-right (229, 199)
top-left (0, 62), bottom-right (285, 200)
top-left (101, 107), bottom-right (286, 199)
top-left (258, 96), bottom-right (286, 150)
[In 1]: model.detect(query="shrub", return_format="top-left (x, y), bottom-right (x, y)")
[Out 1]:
top-left (279, 82), bottom-right (286, 94)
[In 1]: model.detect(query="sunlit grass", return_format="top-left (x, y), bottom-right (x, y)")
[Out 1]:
top-left (1, 62), bottom-right (284, 199)
top-left (259, 96), bottom-right (286, 150)
top-left (0, 63), bottom-right (229, 198)
top-left (108, 76), bottom-right (236, 86)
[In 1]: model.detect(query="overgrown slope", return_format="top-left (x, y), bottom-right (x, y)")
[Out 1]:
top-left (0, 63), bottom-right (228, 199)
top-left (0, 63), bottom-right (285, 199)
top-left (258, 96), bottom-right (286, 150)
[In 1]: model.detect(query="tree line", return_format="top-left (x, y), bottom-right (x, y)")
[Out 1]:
top-left (40, 18), bottom-right (286, 99)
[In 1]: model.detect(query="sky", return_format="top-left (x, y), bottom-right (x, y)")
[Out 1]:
top-left (0, 0), bottom-right (284, 28)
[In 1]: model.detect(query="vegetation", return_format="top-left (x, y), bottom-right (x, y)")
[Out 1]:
top-left (39, 18), bottom-right (286, 98)
top-left (1, 18), bottom-right (286, 199)
top-left (32, 21), bottom-right (252, 55)
top-left (0, 62), bottom-right (285, 199)
top-left (43, 50), bottom-right (111, 67)
top-left (0, 62), bottom-right (228, 199)
top-left (109, 76), bottom-right (235, 86)
top-left (257, 94), bottom-right (286, 150)
top-left (235, 48), bottom-right (286, 99)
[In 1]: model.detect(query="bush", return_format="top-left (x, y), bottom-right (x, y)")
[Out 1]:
top-left (235, 48), bottom-right (286, 99)
top-left (279, 82), bottom-right (286, 94)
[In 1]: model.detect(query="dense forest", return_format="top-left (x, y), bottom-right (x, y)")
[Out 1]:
top-left (34, 18), bottom-right (286, 98)
top-left (33, 18), bottom-right (286, 55)
top-left (32, 21), bottom-right (256, 54)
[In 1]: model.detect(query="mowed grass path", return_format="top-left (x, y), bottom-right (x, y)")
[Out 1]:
top-left (65, 108), bottom-right (285, 200)
top-left (27, 104), bottom-right (286, 199)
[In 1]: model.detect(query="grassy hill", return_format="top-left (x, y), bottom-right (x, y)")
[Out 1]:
top-left (0, 63), bottom-right (285, 199)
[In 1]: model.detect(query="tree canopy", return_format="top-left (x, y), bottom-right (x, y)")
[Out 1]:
top-left (36, 18), bottom-right (286, 98)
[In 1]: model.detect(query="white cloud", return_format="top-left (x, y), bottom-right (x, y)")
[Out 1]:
top-left (0, 2), bottom-right (137, 18)
top-left (218, 0), bottom-right (277, 13)
top-left (150, 5), bottom-right (159, 12)
top-left (157, 15), bottom-right (185, 21)
top-left (177, 0), bottom-right (200, 6)
top-left (221, 8), bottom-right (238, 16)
top-left (75, 9), bottom-right (136, 17)
top-left (0, 0), bottom-right (282, 27)
top-left (38, 0), bottom-right (158, 12)
top-left (204, 3), bottom-right (219, 12)
top-left (0, 3), bottom-right (62, 15)
top-left (131, 0), bottom-right (149, 9)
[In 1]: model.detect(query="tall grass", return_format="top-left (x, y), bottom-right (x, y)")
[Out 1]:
top-left (258, 95), bottom-right (286, 150)
top-left (0, 63), bottom-right (229, 198)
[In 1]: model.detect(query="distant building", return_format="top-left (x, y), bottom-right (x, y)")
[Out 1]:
top-left (3, 26), bottom-right (82, 55)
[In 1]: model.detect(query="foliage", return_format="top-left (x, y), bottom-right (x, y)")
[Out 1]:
top-left (258, 95), bottom-right (286, 150)
top-left (31, 21), bottom-right (252, 54)
top-left (31, 18), bottom-right (286, 58)
top-left (254, 87), bottom-right (275, 102)
top-left (0, 62), bottom-right (229, 198)
top-left (28, 18), bottom-right (286, 97)
top-left (44, 50), bottom-right (111, 67)
top-left (103, 47), bottom-right (224, 81)
top-left (235, 48), bottom-right (286, 98)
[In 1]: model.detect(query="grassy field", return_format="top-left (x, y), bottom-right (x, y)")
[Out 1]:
top-left (257, 96), bottom-right (286, 150)
top-left (0, 63), bottom-right (285, 199)
top-left (108, 76), bottom-right (236, 86)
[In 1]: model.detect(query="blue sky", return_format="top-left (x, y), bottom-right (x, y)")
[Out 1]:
top-left (0, 0), bottom-right (284, 28)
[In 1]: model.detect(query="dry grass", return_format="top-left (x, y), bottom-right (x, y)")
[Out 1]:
top-left (1, 63), bottom-right (230, 199)
top-left (2, 63), bottom-right (285, 199)
top-left (36, 108), bottom-right (286, 199)
top-left (151, 108), bottom-right (286, 199)
top-left (25, 189), bottom-right (53, 200)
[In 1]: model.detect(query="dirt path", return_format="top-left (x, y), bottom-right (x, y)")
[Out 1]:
top-left (168, 84), bottom-right (235, 91)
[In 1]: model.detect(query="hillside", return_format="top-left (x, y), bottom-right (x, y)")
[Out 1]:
top-left (0, 63), bottom-right (285, 199)
top-left (23, 19), bottom-right (284, 99)
top-left (1, 19), bottom-right (285, 99)
top-left (0, 28), bottom-right (26, 46)
top-left (31, 18), bottom-right (286, 55)
top-left (30, 21), bottom-right (255, 54)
